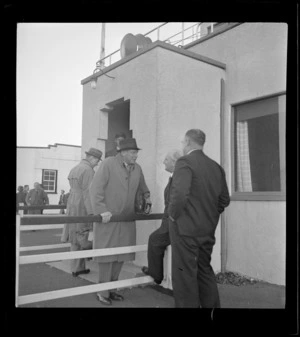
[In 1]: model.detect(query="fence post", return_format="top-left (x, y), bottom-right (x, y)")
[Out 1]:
top-left (15, 214), bottom-right (21, 307)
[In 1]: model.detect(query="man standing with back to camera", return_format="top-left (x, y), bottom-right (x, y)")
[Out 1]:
top-left (61, 147), bottom-right (102, 277)
top-left (168, 129), bottom-right (230, 308)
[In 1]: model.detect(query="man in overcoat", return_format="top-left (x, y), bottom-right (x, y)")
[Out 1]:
top-left (141, 149), bottom-right (182, 284)
top-left (168, 129), bottom-right (230, 308)
top-left (58, 190), bottom-right (66, 214)
top-left (89, 138), bottom-right (151, 305)
top-left (25, 182), bottom-right (49, 214)
top-left (61, 148), bottom-right (102, 276)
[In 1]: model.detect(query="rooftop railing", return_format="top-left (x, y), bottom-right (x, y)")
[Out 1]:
top-left (93, 22), bottom-right (216, 73)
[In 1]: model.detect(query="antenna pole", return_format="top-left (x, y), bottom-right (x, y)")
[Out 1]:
top-left (100, 23), bottom-right (106, 69)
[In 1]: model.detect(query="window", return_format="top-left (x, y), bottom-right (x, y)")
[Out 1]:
top-left (42, 169), bottom-right (57, 194)
top-left (232, 94), bottom-right (285, 200)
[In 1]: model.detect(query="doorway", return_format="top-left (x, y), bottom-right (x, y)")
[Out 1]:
top-left (105, 99), bottom-right (132, 157)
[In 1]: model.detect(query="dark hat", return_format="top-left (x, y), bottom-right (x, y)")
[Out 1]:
top-left (118, 138), bottom-right (141, 151)
top-left (115, 132), bottom-right (126, 139)
top-left (85, 147), bottom-right (103, 160)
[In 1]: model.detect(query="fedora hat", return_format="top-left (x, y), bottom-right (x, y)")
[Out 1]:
top-left (118, 138), bottom-right (141, 151)
top-left (85, 148), bottom-right (103, 160)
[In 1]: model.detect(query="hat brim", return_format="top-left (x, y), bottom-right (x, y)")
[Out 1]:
top-left (118, 147), bottom-right (141, 151)
top-left (85, 151), bottom-right (102, 159)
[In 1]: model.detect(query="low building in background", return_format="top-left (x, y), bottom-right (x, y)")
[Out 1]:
top-left (17, 143), bottom-right (81, 212)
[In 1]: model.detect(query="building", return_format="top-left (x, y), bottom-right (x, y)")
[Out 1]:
top-left (80, 22), bottom-right (287, 286)
top-left (17, 143), bottom-right (82, 210)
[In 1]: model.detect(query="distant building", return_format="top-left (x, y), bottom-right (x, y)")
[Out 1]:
top-left (17, 143), bottom-right (82, 211)
top-left (81, 23), bottom-right (287, 286)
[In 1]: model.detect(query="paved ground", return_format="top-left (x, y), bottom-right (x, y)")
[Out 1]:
top-left (17, 227), bottom-right (285, 308)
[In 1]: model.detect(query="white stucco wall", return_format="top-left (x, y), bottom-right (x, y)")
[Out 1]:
top-left (17, 144), bottom-right (82, 210)
top-left (186, 23), bottom-right (287, 284)
top-left (82, 46), bottom-right (225, 272)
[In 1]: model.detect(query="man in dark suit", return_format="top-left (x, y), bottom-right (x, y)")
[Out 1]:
top-left (141, 149), bottom-right (182, 284)
top-left (105, 132), bottom-right (126, 158)
top-left (168, 129), bottom-right (230, 308)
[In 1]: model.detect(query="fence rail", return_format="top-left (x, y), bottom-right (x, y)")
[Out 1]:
top-left (16, 206), bottom-right (168, 307)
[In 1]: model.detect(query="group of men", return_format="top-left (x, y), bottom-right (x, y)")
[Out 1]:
top-left (61, 128), bottom-right (230, 308)
top-left (16, 183), bottom-right (49, 214)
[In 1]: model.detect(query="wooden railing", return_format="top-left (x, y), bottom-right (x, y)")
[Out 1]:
top-left (16, 206), bottom-right (170, 306)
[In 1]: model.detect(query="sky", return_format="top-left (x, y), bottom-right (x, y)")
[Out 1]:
top-left (17, 22), bottom-right (198, 147)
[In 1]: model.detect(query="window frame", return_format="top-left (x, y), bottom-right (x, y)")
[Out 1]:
top-left (42, 169), bottom-right (58, 194)
top-left (230, 92), bottom-right (286, 201)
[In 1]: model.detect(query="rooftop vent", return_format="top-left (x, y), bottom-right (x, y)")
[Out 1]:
top-left (120, 33), bottom-right (152, 59)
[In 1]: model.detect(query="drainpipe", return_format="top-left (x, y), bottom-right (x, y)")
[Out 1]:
top-left (220, 78), bottom-right (227, 273)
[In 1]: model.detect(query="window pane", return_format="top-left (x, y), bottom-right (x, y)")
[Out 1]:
top-left (235, 99), bottom-right (281, 192)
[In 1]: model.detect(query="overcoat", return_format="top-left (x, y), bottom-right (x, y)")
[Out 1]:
top-left (61, 159), bottom-right (94, 244)
top-left (25, 188), bottom-right (49, 214)
top-left (89, 153), bottom-right (149, 263)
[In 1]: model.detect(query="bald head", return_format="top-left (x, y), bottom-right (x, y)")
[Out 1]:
top-left (163, 149), bottom-right (182, 173)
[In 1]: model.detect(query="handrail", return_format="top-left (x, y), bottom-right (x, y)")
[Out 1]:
top-left (163, 23), bottom-right (201, 42)
top-left (20, 213), bottom-right (164, 225)
top-left (17, 204), bottom-right (66, 210)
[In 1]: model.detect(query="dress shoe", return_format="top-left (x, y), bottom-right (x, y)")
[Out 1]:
top-left (141, 266), bottom-right (162, 285)
top-left (72, 269), bottom-right (90, 277)
top-left (96, 293), bottom-right (112, 305)
top-left (109, 291), bottom-right (124, 301)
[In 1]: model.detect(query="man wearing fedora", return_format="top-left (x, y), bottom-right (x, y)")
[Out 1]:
top-left (61, 147), bottom-right (102, 277)
top-left (105, 132), bottom-right (126, 158)
top-left (90, 138), bottom-right (151, 305)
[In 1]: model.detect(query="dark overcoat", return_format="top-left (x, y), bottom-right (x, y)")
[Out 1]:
top-left (25, 188), bottom-right (49, 214)
top-left (89, 153), bottom-right (149, 263)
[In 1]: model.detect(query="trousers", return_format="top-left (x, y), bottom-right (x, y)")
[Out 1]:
top-left (147, 220), bottom-right (170, 282)
top-left (97, 261), bottom-right (124, 297)
top-left (169, 220), bottom-right (220, 308)
top-left (70, 232), bottom-right (92, 273)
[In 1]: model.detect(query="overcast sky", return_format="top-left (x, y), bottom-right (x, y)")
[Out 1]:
top-left (17, 22), bottom-right (198, 147)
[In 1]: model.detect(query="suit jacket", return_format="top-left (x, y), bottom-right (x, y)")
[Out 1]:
top-left (161, 176), bottom-right (173, 229)
top-left (168, 149), bottom-right (230, 237)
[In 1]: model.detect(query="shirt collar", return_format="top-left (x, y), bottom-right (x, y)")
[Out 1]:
top-left (187, 149), bottom-right (197, 155)
top-left (187, 148), bottom-right (203, 155)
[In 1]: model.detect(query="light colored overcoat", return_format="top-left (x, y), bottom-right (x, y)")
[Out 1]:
top-left (89, 153), bottom-right (149, 263)
top-left (61, 159), bottom-right (94, 244)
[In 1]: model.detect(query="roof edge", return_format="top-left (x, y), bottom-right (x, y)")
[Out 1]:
top-left (17, 143), bottom-right (81, 149)
top-left (81, 40), bottom-right (226, 85)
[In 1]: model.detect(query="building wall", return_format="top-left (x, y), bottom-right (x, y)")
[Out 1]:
top-left (82, 46), bottom-right (225, 271)
top-left (17, 144), bottom-right (82, 211)
top-left (186, 22), bottom-right (287, 284)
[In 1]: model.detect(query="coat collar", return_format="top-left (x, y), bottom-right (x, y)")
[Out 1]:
top-left (81, 158), bottom-right (93, 168)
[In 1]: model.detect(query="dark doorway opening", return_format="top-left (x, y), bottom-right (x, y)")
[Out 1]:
top-left (105, 99), bottom-right (132, 157)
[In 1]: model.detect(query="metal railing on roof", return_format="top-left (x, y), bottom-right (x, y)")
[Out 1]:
top-left (93, 22), bottom-right (216, 73)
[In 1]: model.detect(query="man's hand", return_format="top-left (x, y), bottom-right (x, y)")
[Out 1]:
top-left (101, 211), bottom-right (112, 223)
